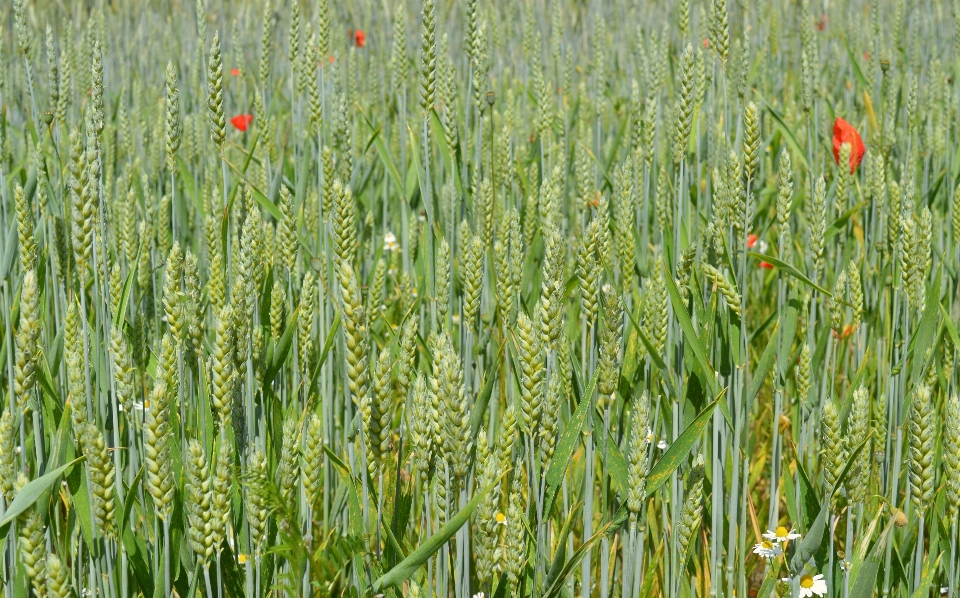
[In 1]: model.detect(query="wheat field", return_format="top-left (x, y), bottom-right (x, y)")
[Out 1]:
top-left (0, 0), bottom-right (958, 597)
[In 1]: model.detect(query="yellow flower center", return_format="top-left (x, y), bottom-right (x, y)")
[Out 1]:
top-left (775, 526), bottom-right (789, 538)
top-left (800, 575), bottom-right (814, 589)
top-left (761, 541), bottom-right (774, 550)
top-left (495, 512), bottom-right (506, 524)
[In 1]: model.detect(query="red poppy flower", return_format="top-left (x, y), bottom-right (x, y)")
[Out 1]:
top-left (354, 29), bottom-right (366, 48)
top-left (231, 114), bottom-right (253, 131)
top-left (329, 56), bottom-right (335, 64)
top-left (747, 234), bottom-right (759, 249)
top-left (832, 117), bottom-right (866, 174)
top-left (230, 68), bottom-right (241, 76)
top-left (759, 261), bottom-right (774, 269)
top-left (816, 14), bottom-right (827, 31)
top-left (702, 38), bottom-right (710, 49)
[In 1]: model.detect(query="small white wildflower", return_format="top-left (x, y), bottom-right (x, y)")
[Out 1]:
top-left (133, 401), bottom-right (145, 412)
top-left (798, 573), bottom-right (827, 598)
top-left (752, 540), bottom-right (782, 559)
top-left (15, 446), bottom-right (22, 455)
top-left (763, 526), bottom-right (801, 543)
top-left (602, 283), bottom-right (613, 294)
top-left (473, 593), bottom-right (485, 598)
top-left (645, 428), bottom-right (654, 443)
top-left (383, 231), bottom-right (401, 252)
top-left (657, 439), bottom-right (668, 450)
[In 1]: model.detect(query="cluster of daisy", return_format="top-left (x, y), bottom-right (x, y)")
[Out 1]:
top-left (752, 525), bottom-right (801, 559)
top-left (383, 231), bottom-right (401, 252)
top-left (752, 526), bottom-right (828, 598)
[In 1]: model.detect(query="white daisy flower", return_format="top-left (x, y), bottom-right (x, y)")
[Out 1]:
top-left (473, 593), bottom-right (485, 598)
top-left (383, 231), bottom-right (401, 252)
top-left (645, 428), bottom-right (654, 444)
top-left (657, 439), bottom-right (668, 450)
top-left (752, 540), bottom-right (782, 559)
top-left (763, 526), bottom-right (801, 543)
top-left (798, 573), bottom-right (827, 598)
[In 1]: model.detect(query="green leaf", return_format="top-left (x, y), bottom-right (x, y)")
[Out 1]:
top-left (777, 297), bottom-right (801, 376)
top-left (663, 261), bottom-right (717, 396)
top-left (842, 39), bottom-right (870, 89)
top-left (595, 411), bottom-right (629, 497)
top-left (645, 389), bottom-right (726, 497)
top-left (225, 157), bottom-right (284, 221)
top-left (543, 363), bottom-right (600, 516)
top-left (119, 467), bottom-right (154, 596)
top-left (469, 363), bottom-right (499, 439)
top-left (756, 575), bottom-right (778, 598)
top-left (940, 302), bottom-right (960, 353)
top-left (624, 305), bottom-right (678, 401)
top-left (791, 435), bottom-right (870, 569)
top-left (407, 125), bottom-right (432, 226)
top-left (763, 105), bottom-right (810, 171)
top-left (908, 552), bottom-right (942, 598)
top-left (826, 201), bottom-right (869, 241)
top-left (0, 457), bottom-right (85, 545)
top-left (544, 500), bottom-right (583, 590)
top-left (910, 264), bottom-right (942, 384)
top-left (748, 252), bottom-right (831, 296)
top-left (373, 471), bottom-right (508, 592)
top-left (0, 221), bottom-right (17, 281)
top-left (120, 466), bottom-right (146, 537)
top-left (114, 239), bottom-right (142, 328)
top-left (749, 325), bottom-right (778, 405)
top-left (542, 509), bottom-right (628, 598)
top-left (794, 458), bottom-right (821, 533)
top-left (264, 309), bottom-right (299, 386)
top-left (847, 510), bottom-right (893, 598)
top-left (306, 311), bottom-right (341, 404)
top-left (358, 109), bottom-right (406, 200)
top-left (849, 561), bottom-right (881, 598)
top-left (429, 108), bottom-right (464, 199)
top-left (326, 449), bottom-right (365, 540)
